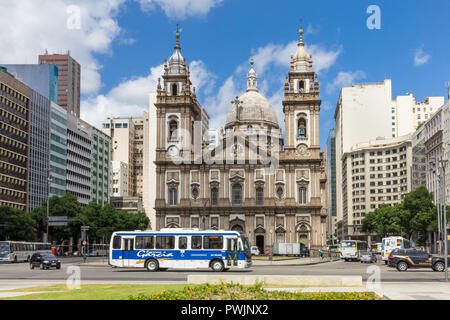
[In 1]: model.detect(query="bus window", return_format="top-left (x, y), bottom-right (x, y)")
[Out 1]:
top-left (191, 236), bottom-right (202, 249)
top-left (178, 237), bottom-right (187, 249)
top-left (156, 236), bottom-right (175, 249)
top-left (136, 236), bottom-right (153, 249)
top-left (112, 236), bottom-right (121, 249)
top-left (203, 236), bottom-right (223, 249)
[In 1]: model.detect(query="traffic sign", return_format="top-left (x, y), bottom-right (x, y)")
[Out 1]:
top-left (82, 241), bottom-right (87, 246)
top-left (48, 216), bottom-right (68, 222)
top-left (48, 221), bottom-right (68, 226)
top-left (269, 229), bottom-right (273, 234)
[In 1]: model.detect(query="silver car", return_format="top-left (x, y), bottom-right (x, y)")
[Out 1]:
top-left (360, 252), bottom-right (377, 263)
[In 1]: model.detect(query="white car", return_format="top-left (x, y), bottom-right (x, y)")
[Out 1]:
top-left (250, 246), bottom-right (260, 256)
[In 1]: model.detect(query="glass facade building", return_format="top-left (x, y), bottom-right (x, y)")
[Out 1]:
top-left (49, 102), bottom-right (67, 197)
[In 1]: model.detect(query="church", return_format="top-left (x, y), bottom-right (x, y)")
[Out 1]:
top-left (154, 25), bottom-right (328, 253)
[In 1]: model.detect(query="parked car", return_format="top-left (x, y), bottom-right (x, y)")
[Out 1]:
top-left (250, 246), bottom-right (260, 256)
top-left (360, 251), bottom-right (377, 263)
top-left (30, 253), bottom-right (61, 270)
top-left (388, 248), bottom-right (446, 272)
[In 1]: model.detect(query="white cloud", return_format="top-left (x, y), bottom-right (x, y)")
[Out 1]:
top-left (81, 61), bottom-right (215, 129)
top-left (236, 41), bottom-right (342, 76)
top-left (138, 0), bottom-right (223, 19)
top-left (0, 0), bottom-right (125, 94)
top-left (414, 47), bottom-right (431, 66)
top-left (326, 71), bottom-right (366, 94)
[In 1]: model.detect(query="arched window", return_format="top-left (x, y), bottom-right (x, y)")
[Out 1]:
top-left (169, 187), bottom-right (178, 205)
top-left (298, 118), bottom-right (307, 138)
top-left (299, 187), bottom-right (307, 204)
top-left (169, 120), bottom-right (178, 140)
top-left (211, 188), bottom-right (219, 206)
top-left (256, 187), bottom-right (264, 205)
top-left (232, 183), bottom-right (242, 205)
top-left (276, 187), bottom-right (284, 199)
top-left (191, 187), bottom-right (199, 200)
top-left (172, 83), bottom-right (178, 96)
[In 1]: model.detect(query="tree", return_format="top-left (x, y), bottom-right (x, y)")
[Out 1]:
top-left (360, 204), bottom-right (403, 238)
top-left (0, 206), bottom-right (37, 241)
top-left (400, 186), bottom-right (435, 239)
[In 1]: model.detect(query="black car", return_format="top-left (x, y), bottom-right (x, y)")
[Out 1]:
top-left (387, 248), bottom-right (446, 272)
top-left (30, 253), bottom-right (61, 270)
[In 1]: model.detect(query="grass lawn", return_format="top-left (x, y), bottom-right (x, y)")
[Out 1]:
top-left (1, 283), bottom-right (379, 300)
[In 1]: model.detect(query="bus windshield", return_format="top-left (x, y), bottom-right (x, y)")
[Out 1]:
top-left (0, 243), bottom-right (9, 257)
top-left (342, 241), bottom-right (356, 247)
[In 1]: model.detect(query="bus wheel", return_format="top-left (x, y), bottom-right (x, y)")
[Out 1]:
top-left (211, 259), bottom-right (224, 272)
top-left (145, 259), bottom-right (159, 272)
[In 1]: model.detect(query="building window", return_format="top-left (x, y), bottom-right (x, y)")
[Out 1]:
top-left (232, 183), bottom-right (242, 205)
top-left (256, 187), bottom-right (264, 205)
top-left (169, 187), bottom-right (177, 205)
top-left (192, 187), bottom-right (199, 200)
top-left (172, 83), bottom-right (178, 96)
top-left (276, 187), bottom-right (284, 199)
top-left (211, 188), bottom-right (219, 206)
top-left (299, 187), bottom-right (307, 204)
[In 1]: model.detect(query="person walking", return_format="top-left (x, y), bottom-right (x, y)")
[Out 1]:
top-left (318, 249), bottom-right (324, 259)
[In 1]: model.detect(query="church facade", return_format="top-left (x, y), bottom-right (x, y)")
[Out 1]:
top-left (154, 26), bottom-right (328, 253)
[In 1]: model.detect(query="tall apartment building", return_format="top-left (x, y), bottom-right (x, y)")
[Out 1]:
top-left (0, 64), bottom-right (58, 104)
top-left (66, 113), bottom-right (91, 206)
top-left (326, 128), bottom-right (337, 237)
top-left (132, 118), bottom-right (145, 197)
top-left (112, 161), bottom-right (129, 197)
top-left (0, 68), bottom-right (30, 211)
top-left (339, 134), bottom-right (412, 240)
top-left (90, 126), bottom-right (111, 206)
top-left (102, 118), bottom-right (136, 195)
top-left (38, 52), bottom-right (81, 117)
top-left (411, 123), bottom-right (427, 191)
top-left (49, 102), bottom-right (67, 197)
top-left (392, 94), bottom-right (444, 137)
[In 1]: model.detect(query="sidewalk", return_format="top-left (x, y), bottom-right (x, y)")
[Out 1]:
top-left (378, 282), bottom-right (450, 300)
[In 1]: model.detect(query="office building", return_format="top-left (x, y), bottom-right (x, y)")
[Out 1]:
top-left (49, 102), bottom-right (67, 197)
top-left (38, 52), bottom-right (81, 117)
top-left (326, 128), bottom-right (337, 237)
top-left (0, 68), bottom-right (30, 211)
top-left (90, 126), bottom-right (111, 206)
top-left (66, 113), bottom-right (91, 206)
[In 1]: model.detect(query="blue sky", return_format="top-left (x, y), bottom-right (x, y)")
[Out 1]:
top-left (1, 0), bottom-right (449, 149)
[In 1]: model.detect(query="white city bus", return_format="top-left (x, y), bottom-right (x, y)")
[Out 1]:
top-left (339, 240), bottom-right (368, 261)
top-left (0, 241), bottom-right (51, 263)
top-left (381, 236), bottom-right (412, 264)
top-left (109, 228), bottom-right (252, 272)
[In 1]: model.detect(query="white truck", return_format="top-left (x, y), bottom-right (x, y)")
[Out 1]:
top-left (273, 243), bottom-right (309, 257)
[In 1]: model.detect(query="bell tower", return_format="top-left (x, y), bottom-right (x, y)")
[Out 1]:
top-left (282, 22), bottom-right (321, 156)
top-left (155, 27), bottom-right (206, 162)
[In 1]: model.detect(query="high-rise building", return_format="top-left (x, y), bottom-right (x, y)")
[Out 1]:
top-left (339, 134), bottom-right (412, 240)
top-left (411, 123), bottom-right (427, 191)
top-left (112, 160), bottom-right (129, 197)
top-left (49, 102), bottom-right (67, 197)
top-left (38, 52), bottom-right (81, 117)
top-left (66, 113), bottom-right (91, 206)
top-left (326, 128), bottom-right (337, 237)
top-left (0, 64), bottom-right (58, 104)
top-left (0, 68), bottom-right (30, 211)
top-left (102, 117), bottom-right (136, 195)
top-left (392, 94), bottom-right (444, 137)
top-left (90, 126), bottom-right (111, 206)
top-left (27, 89), bottom-right (51, 211)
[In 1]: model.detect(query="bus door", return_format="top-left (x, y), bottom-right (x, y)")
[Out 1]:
top-left (122, 237), bottom-right (134, 267)
top-left (226, 238), bottom-right (238, 267)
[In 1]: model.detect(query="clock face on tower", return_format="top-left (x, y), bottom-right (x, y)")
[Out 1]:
top-left (167, 145), bottom-right (179, 157)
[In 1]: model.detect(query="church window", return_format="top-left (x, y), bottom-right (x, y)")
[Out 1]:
top-left (299, 81), bottom-right (304, 93)
top-left (192, 187), bottom-right (199, 200)
top-left (169, 187), bottom-right (178, 205)
top-left (211, 188), bottom-right (219, 206)
top-left (256, 187), bottom-right (264, 205)
top-left (169, 120), bottom-right (178, 140)
top-left (276, 187), bottom-right (284, 199)
top-left (232, 183), bottom-right (242, 205)
top-left (298, 118), bottom-right (307, 138)
top-left (299, 187), bottom-right (307, 204)
top-left (172, 83), bottom-right (178, 96)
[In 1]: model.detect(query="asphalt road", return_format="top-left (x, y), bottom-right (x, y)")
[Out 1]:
top-left (0, 256), bottom-right (447, 283)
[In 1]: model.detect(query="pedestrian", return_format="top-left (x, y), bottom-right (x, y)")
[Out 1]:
top-left (318, 249), bottom-right (323, 259)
